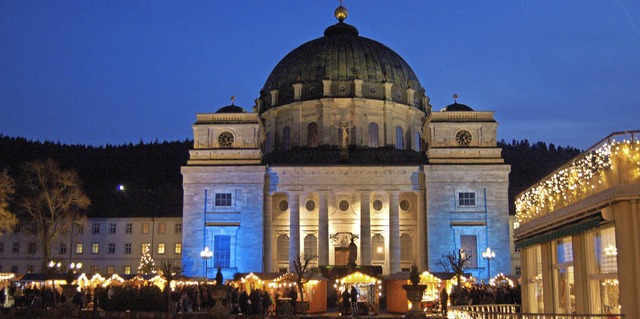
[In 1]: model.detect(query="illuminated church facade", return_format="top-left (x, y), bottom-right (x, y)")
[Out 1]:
top-left (181, 5), bottom-right (511, 279)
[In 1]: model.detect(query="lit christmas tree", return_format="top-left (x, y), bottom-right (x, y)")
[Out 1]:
top-left (138, 245), bottom-right (156, 275)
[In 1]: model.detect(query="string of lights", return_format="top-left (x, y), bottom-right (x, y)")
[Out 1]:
top-left (515, 135), bottom-right (640, 226)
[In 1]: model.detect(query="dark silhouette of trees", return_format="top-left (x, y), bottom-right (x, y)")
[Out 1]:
top-left (291, 252), bottom-right (318, 315)
top-left (16, 159), bottom-right (90, 272)
top-left (0, 169), bottom-right (17, 235)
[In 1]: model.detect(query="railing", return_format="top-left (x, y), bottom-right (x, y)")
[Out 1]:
top-left (449, 305), bottom-right (624, 319)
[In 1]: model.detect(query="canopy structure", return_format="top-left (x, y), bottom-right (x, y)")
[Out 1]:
top-left (334, 271), bottom-right (382, 315)
top-left (274, 273), bottom-right (327, 314)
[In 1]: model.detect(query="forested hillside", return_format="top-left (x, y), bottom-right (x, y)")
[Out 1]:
top-left (0, 135), bottom-right (581, 217)
top-left (0, 135), bottom-right (190, 217)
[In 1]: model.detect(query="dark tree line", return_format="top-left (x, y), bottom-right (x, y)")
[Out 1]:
top-left (0, 134), bottom-right (581, 217)
top-left (0, 135), bottom-right (190, 217)
top-left (499, 139), bottom-right (581, 214)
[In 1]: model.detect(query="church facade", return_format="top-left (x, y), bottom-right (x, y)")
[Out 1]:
top-left (181, 6), bottom-right (511, 280)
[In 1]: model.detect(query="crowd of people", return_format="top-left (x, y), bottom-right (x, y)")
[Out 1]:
top-left (449, 283), bottom-right (521, 306)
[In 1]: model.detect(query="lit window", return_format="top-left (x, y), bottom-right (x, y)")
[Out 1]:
top-left (75, 243), bottom-right (83, 254)
top-left (124, 243), bottom-right (132, 255)
top-left (106, 265), bottom-right (115, 275)
top-left (91, 243), bottom-right (99, 254)
top-left (174, 243), bottom-right (182, 254)
top-left (92, 223), bottom-right (100, 234)
top-left (141, 223), bottom-right (150, 234)
top-left (59, 243), bottom-right (67, 255)
top-left (157, 243), bottom-right (165, 255)
top-left (458, 192), bottom-right (476, 206)
top-left (215, 193), bottom-right (232, 207)
top-left (123, 265), bottom-right (131, 275)
top-left (141, 243), bottom-right (150, 254)
top-left (108, 243), bottom-right (116, 254)
top-left (174, 223), bottom-right (182, 233)
top-left (108, 223), bottom-right (116, 234)
top-left (214, 236), bottom-right (230, 268)
top-left (158, 223), bottom-right (166, 234)
top-left (372, 235), bottom-right (385, 261)
top-left (125, 223), bottom-right (133, 234)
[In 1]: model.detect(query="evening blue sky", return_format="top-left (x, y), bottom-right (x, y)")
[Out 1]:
top-left (1, 1), bottom-right (639, 150)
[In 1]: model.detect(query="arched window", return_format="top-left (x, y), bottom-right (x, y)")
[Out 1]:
top-left (283, 126), bottom-right (291, 150)
top-left (265, 132), bottom-right (272, 153)
top-left (277, 235), bottom-right (289, 262)
top-left (304, 234), bottom-right (317, 259)
top-left (400, 234), bottom-right (413, 261)
top-left (395, 126), bottom-right (404, 150)
top-left (307, 123), bottom-right (318, 148)
top-left (372, 234), bottom-right (385, 261)
top-left (414, 132), bottom-right (421, 151)
top-left (368, 123), bottom-right (379, 148)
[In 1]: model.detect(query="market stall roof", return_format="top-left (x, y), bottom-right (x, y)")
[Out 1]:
top-left (336, 271), bottom-right (382, 285)
top-left (233, 272), bottom-right (282, 282)
top-left (385, 271), bottom-right (442, 283)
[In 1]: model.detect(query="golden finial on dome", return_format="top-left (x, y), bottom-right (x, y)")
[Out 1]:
top-left (334, 0), bottom-right (348, 22)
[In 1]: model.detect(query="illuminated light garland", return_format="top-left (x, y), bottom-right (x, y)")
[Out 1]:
top-left (515, 137), bottom-right (640, 226)
top-left (489, 273), bottom-right (514, 287)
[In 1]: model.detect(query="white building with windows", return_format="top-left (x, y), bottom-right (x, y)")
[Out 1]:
top-left (181, 5), bottom-right (511, 280)
top-left (0, 217), bottom-right (182, 276)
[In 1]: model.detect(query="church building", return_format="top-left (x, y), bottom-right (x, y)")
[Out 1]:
top-left (181, 5), bottom-right (511, 280)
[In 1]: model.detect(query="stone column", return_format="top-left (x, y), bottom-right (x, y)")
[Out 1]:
top-left (614, 200), bottom-right (640, 319)
top-left (323, 79), bottom-right (332, 97)
top-left (289, 192), bottom-right (300, 270)
top-left (270, 89), bottom-right (279, 106)
top-left (416, 187), bottom-right (426, 270)
top-left (293, 83), bottom-right (303, 101)
top-left (383, 82), bottom-right (393, 101)
top-left (360, 192), bottom-right (371, 266)
top-left (353, 79), bottom-right (363, 97)
top-left (389, 192), bottom-right (400, 273)
top-left (318, 192), bottom-right (329, 265)
top-left (263, 191), bottom-right (273, 272)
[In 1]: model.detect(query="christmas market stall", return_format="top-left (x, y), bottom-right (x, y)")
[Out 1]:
top-left (274, 273), bottom-right (327, 314)
top-left (334, 271), bottom-right (382, 316)
top-left (386, 270), bottom-right (446, 314)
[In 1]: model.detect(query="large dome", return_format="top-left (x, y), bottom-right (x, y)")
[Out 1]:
top-left (259, 13), bottom-right (425, 112)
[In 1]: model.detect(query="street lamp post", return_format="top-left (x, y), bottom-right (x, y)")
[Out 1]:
top-left (200, 247), bottom-right (213, 278)
top-left (482, 247), bottom-right (496, 280)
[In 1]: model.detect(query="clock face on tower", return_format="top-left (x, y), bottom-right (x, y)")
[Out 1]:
top-left (455, 130), bottom-right (472, 146)
top-left (217, 131), bottom-right (234, 147)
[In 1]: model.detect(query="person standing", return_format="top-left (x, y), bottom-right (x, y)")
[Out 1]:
top-left (341, 289), bottom-right (351, 316)
top-left (350, 286), bottom-right (358, 317)
top-left (440, 287), bottom-right (448, 316)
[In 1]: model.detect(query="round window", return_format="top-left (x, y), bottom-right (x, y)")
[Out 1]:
top-left (217, 131), bottom-right (234, 147)
top-left (400, 199), bottom-right (411, 212)
top-left (369, 87), bottom-right (376, 93)
top-left (338, 85), bottom-right (346, 92)
top-left (278, 200), bottom-right (289, 212)
top-left (339, 200), bottom-right (350, 211)
top-left (372, 199), bottom-right (383, 211)
top-left (305, 200), bottom-right (316, 212)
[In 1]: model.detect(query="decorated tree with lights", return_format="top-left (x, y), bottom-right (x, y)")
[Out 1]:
top-left (138, 245), bottom-right (156, 275)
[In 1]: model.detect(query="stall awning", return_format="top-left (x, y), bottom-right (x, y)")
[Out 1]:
top-left (515, 216), bottom-right (603, 250)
